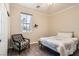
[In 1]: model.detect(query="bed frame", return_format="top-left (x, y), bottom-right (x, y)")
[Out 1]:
top-left (38, 41), bottom-right (60, 55)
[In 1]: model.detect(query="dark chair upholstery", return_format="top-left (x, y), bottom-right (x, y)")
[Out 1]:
top-left (11, 34), bottom-right (30, 51)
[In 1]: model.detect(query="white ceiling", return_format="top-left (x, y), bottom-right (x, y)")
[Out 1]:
top-left (16, 3), bottom-right (79, 14)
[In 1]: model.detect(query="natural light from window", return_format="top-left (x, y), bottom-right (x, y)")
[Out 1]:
top-left (21, 12), bottom-right (32, 32)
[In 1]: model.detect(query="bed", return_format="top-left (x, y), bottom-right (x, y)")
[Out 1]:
top-left (39, 32), bottom-right (79, 56)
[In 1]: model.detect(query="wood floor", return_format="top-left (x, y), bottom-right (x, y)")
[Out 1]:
top-left (8, 43), bottom-right (79, 56)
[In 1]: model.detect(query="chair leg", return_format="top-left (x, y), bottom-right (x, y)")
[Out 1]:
top-left (19, 50), bottom-right (20, 55)
top-left (19, 46), bottom-right (21, 55)
top-left (27, 44), bottom-right (30, 48)
top-left (29, 44), bottom-right (30, 48)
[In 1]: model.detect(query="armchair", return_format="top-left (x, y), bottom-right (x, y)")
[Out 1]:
top-left (11, 34), bottom-right (30, 51)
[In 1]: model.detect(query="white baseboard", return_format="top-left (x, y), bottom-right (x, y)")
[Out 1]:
top-left (30, 42), bottom-right (38, 45)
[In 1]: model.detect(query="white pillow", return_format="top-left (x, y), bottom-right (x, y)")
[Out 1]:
top-left (57, 32), bottom-right (73, 38)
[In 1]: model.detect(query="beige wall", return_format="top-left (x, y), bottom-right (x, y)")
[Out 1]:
top-left (10, 4), bottom-right (49, 44)
top-left (10, 4), bottom-right (79, 44)
top-left (49, 5), bottom-right (79, 37)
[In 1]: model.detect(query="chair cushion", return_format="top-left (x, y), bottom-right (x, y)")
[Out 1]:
top-left (21, 40), bottom-right (29, 46)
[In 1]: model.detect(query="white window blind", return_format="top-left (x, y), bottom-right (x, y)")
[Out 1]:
top-left (21, 12), bottom-right (32, 32)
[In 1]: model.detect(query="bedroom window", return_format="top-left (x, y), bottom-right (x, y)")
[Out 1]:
top-left (21, 12), bottom-right (32, 32)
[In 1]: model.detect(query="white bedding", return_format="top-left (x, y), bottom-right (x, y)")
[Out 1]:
top-left (40, 36), bottom-right (78, 56)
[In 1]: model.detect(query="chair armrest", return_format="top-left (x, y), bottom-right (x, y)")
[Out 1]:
top-left (24, 38), bottom-right (30, 43)
top-left (24, 38), bottom-right (30, 48)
